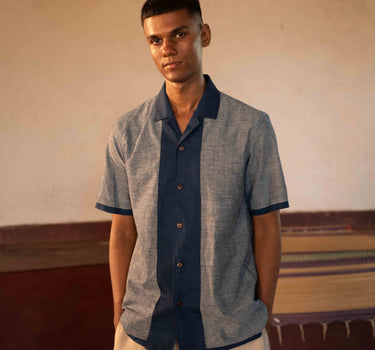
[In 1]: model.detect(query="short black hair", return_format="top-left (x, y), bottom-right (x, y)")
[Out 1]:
top-left (141, 0), bottom-right (203, 26)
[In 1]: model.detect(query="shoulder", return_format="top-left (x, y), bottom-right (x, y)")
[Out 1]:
top-left (111, 95), bottom-right (158, 140)
top-left (115, 95), bottom-right (157, 133)
top-left (218, 92), bottom-right (271, 129)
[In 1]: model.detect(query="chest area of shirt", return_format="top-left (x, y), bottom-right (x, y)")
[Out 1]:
top-left (124, 117), bottom-right (249, 184)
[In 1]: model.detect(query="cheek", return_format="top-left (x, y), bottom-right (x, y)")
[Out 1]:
top-left (191, 38), bottom-right (202, 54)
top-left (183, 42), bottom-right (199, 61)
top-left (149, 49), bottom-right (161, 65)
top-left (189, 44), bottom-right (202, 63)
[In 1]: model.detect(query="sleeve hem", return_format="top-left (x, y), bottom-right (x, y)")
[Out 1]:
top-left (95, 202), bottom-right (133, 216)
top-left (250, 201), bottom-right (289, 216)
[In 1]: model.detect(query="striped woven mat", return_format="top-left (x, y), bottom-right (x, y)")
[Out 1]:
top-left (272, 225), bottom-right (375, 326)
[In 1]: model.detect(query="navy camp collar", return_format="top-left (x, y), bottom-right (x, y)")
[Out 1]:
top-left (154, 74), bottom-right (220, 122)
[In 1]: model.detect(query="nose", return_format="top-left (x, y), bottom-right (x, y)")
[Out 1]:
top-left (162, 38), bottom-right (176, 56)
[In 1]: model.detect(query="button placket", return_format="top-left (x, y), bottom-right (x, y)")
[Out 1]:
top-left (175, 144), bottom-right (185, 233)
top-left (175, 142), bottom-right (186, 308)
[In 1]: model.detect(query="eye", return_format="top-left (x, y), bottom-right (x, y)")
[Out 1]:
top-left (150, 38), bottom-right (162, 45)
top-left (176, 32), bottom-right (186, 39)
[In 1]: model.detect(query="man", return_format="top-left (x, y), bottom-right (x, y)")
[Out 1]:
top-left (96, 1), bottom-right (289, 349)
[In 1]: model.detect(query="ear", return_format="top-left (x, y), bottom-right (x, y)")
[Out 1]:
top-left (201, 23), bottom-right (211, 47)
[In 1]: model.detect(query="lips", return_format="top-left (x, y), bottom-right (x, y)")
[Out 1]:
top-left (164, 61), bottom-right (181, 69)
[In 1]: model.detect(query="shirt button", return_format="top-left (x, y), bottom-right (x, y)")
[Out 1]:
top-left (177, 184), bottom-right (183, 190)
top-left (178, 146), bottom-right (185, 152)
top-left (177, 262), bottom-right (183, 268)
top-left (177, 223), bottom-right (183, 229)
top-left (176, 301), bottom-right (183, 307)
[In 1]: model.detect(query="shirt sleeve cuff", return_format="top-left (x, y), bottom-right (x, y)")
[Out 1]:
top-left (95, 202), bottom-right (133, 216)
top-left (250, 201), bottom-right (289, 216)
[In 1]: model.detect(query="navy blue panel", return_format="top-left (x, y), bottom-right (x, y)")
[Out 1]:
top-left (250, 201), bottom-right (289, 216)
top-left (128, 334), bottom-right (147, 347)
top-left (173, 114), bottom-right (205, 350)
top-left (95, 202), bottom-right (133, 216)
top-left (147, 76), bottom-right (220, 350)
top-left (147, 117), bottom-right (178, 350)
top-left (207, 332), bottom-right (262, 350)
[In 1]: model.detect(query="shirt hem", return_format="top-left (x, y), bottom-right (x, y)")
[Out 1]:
top-left (95, 202), bottom-right (133, 215)
top-left (250, 201), bottom-right (289, 216)
top-left (206, 331), bottom-right (262, 350)
top-left (128, 333), bottom-right (147, 347)
top-left (121, 322), bottom-right (148, 347)
top-left (126, 330), bottom-right (263, 350)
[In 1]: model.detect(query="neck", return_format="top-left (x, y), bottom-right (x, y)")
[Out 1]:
top-left (165, 74), bottom-right (206, 117)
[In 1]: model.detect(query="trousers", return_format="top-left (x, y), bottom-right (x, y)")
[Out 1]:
top-left (114, 324), bottom-right (271, 350)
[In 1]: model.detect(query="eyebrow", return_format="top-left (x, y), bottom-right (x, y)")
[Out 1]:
top-left (146, 26), bottom-right (190, 40)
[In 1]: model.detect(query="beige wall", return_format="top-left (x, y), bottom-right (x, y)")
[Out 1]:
top-left (1, 0), bottom-right (374, 226)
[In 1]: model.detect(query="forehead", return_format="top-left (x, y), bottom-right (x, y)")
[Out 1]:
top-left (143, 9), bottom-right (197, 37)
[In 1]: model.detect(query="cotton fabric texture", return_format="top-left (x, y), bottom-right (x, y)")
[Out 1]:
top-left (96, 75), bottom-right (288, 350)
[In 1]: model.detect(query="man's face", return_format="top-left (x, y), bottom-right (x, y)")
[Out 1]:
top-left (143, 9), bottom-right (210, 84)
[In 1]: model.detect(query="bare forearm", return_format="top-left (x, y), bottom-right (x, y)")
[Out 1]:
top-left (109, 234), bottom-right (136, 305)
top-left (109, 214), bottom-right (137, 327)
top-left (253, 211), bottom-right (281, 326)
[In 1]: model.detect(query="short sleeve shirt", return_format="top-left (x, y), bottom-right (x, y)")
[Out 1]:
top-left (96, 75), bottom-right (289, 350)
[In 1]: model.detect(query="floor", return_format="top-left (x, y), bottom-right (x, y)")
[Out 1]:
top-left (0, 224), bottom-right (374, 349)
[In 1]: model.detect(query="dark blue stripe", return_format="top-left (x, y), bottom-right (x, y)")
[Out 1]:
top-left (173, 116), bottom-right (205, 350)
top-left (148, 113), bottom-right (206, 350)
top-left (147, 76), bottom-right (220, 350)
top-left (147, 117), bottom-right (178, 350)
top-left (207, 332), bottom-right (262, 350)
top-left (250, 201), bottom-right (289, 215)
top-left (95, 202), bottom-right (133, 215)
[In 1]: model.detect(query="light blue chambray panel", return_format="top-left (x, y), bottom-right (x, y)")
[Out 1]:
top-left (112, 97), bottom-right (162, 340)
top-left (97, 125), bottom-right (133, 214)
top-left (245, 111), bottom-right (288, 215)
top-left (200, 93), bottom-right (272, 348)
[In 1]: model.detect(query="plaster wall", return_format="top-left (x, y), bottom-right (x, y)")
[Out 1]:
top-left (1, 0), bottom-right (374, 225)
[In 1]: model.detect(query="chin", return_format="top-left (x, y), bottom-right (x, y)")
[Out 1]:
top-left (162, 71), bottom-right (196, 84)
top-left (165, 76), bottom-right (187, 83)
